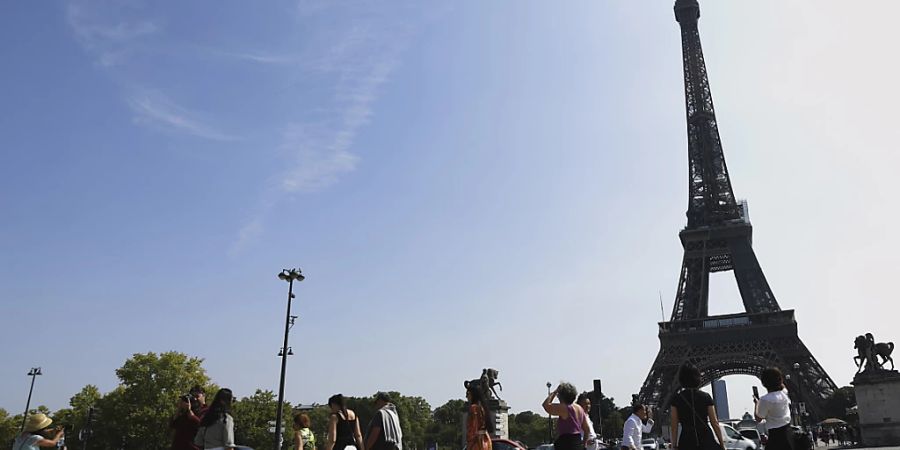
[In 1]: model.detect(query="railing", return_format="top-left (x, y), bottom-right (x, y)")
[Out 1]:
top-left (659, 310), bottom-right (795, 334)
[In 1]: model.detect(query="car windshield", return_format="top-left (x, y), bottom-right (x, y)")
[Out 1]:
top-left (740, 430), bottom-right (758, 438)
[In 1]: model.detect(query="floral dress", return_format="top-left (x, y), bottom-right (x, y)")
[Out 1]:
top-left (467, 404), bottom-right (492, 450)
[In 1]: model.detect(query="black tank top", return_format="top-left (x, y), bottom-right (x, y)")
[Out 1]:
top-left (334, 412), bottom-right (357, 449)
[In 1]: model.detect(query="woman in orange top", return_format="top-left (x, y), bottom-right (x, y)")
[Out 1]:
top-left (466, 385), bottom-right (493, 450)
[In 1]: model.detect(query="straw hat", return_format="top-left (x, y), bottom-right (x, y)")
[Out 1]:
top-left (24, 413), bottom-right (52, 432)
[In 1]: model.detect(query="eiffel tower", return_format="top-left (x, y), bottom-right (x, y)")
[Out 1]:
top-left (638, 0), bottom-right (837, 420)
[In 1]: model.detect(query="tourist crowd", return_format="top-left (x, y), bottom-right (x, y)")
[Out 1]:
top-left (11, 387), bottom-right (405, 450)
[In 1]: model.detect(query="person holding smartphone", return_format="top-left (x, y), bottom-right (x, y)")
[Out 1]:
top-left (755, 368), bottom-right (793, 450)
top-left (15, 413), bottom-right (65, 449)
top-left (171, 385), bottom-right (208, 450)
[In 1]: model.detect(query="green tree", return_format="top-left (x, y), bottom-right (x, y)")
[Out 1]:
top-left (595, 394), bottom-right (623, 439)
top-left (0, 408), bottom-right (20, 448)
top-left (50, 385), bottom-right (103, 449)
top-left (233, 389), bottom-right (293, 449)
top-left (392, 393), bottom-right (432, 450)
top-left (425, 399), bottom-right (465, 449)
top-left (601, 411), bottom-right (624, 440)
top-left (508, 411), bottom-right (554, 447)
top-left (822, 386), bottom-right (856, 420)
top-left (84, 351), bottom-right (211, 449)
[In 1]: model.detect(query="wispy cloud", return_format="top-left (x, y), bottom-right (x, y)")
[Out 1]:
top-left (216, 50), bottom-right (296, 65)
top-left (277, 25), bottom-right (406, 192)
top-left (230, 218), bottom-right (265, 256)
top-left (66, 2), bottom-right (159, 67)
top-left (229, 5), bottom-right (424, 253)
top-left (127, 91), bottom-right (236, 141)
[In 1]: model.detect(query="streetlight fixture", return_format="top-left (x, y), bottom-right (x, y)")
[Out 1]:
top-left (21, 367), bottom-right (42, 432)
top-left (790, 362), bottom-right (809, 428)
top-left (546, 382), bottom-right (553, 443)
top-left (274, 268), bottom-right (304, 450)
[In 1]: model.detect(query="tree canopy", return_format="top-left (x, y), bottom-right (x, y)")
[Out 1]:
top-left (13, 351), bottom-right (636, 450)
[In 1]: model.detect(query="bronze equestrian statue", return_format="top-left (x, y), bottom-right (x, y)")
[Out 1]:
top-left (855, 333), bottom-right (895, 373)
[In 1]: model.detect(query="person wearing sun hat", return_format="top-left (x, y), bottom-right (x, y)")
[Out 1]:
top-left (14, 413), bottom-right (65, 449)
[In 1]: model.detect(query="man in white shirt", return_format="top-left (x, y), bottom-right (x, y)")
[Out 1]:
top-left (622, 404), bottom-right (654, 450)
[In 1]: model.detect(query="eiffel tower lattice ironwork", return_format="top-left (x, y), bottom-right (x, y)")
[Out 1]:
top-left (638, 0), bottom-right (837, 420)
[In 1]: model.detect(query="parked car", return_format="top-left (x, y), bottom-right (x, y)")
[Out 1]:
top-left (491, 439), bottom-right (527, 450)
top-left (737, 428), bottom-right (762, 448)
top-left (718, 424), bottom-right (757, 450)
top-left (641, 438), bottom-right (659, 450)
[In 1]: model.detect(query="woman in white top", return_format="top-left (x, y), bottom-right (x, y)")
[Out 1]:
top-left (577, 393), bottom-right (599, 450)
top-left (754, 367), bottom-right (794, 450)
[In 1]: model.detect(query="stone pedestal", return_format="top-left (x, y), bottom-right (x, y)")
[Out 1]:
top-left (853, 369), bottom-right (900, 446)
top-left (462, 399), bottom-right (510, 444)
top-left (486, 399), bottom-right (510, 440)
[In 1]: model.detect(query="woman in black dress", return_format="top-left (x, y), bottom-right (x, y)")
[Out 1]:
top-left (325, 394), bottom-right (365, 450)
top-left (669, 364), bottom-right (726, 450)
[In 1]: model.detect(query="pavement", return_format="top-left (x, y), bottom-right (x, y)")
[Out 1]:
top-left (814, 445), bottom-right (900, 450)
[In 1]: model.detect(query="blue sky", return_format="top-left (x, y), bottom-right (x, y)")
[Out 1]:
top-left (3, 0), bottom-right (900, 420)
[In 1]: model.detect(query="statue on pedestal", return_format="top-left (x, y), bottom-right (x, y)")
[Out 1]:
top-left (464, 368), bottom-right (509, 440)
top-left (465, 368), bottom-right (503, 402)
top-left (854, 333), bottom-right (895, 373)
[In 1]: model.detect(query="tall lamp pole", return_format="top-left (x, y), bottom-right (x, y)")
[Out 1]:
top-left (21, 367), bottom-right (42, 432)
top-left (274, 268), bottom-right (304, 450)
top-left (547, 382), bottom-right (553, 443)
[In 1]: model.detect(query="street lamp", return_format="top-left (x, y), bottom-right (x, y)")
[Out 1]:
top-left (274, 268), bottom-right (304, 450)
top-left (547, 382), bottom-right (553, 443)
top-left (788, 362), bottom-right (804, 427)
top-left (21, 367), bottom-right (42, 432)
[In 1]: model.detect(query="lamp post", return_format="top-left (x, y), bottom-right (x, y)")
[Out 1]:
top-left (21, 367), bottom-right (42, 432)
top-left (787, 362), bottom-right (804, 427)
top-left (547, 382), bottom-right (553, 443)
top-left (274, 268), bottom-right (304, 450)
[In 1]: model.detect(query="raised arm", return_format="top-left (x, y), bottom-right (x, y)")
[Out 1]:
top-left (754, 397), bottom-right (766, 423)
top-left (641, 414), bottom-right (655, 434)
top-left (542, 389), bottom-right (569, 418)
top-left (35, 429), bottom-right (66, 448)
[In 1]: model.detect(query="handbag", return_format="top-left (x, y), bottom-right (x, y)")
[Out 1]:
top-left (679, 390), bottom-right (721, 450)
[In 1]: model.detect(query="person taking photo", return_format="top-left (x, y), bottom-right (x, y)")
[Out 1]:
top-left (14, 413), bottom-right (65, 450)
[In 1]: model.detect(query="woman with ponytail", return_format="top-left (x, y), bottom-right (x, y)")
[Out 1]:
top-left (326, 394), bottom-right (365, 450)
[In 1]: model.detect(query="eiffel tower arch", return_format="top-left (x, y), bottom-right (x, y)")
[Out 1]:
top-left (638, 0), bottom-right (837, 421)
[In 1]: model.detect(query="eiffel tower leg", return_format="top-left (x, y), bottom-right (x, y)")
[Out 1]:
top-left (767, 336), bottom-right (838, 422)
top-left (729, 237), bottom-right (780, 314)
top-left (671, 247), bottom-right (710, 321)
top-left (638, 338), bottom-right (687, 409)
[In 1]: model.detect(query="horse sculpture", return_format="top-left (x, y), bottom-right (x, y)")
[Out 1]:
top-left (855, 333), bottom-right (895, 373)
top-left (464, 368), bottom-right (503, 402)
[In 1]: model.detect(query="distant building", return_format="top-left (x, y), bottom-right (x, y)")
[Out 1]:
top-left (712, 379), bottom-right (730, 420)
